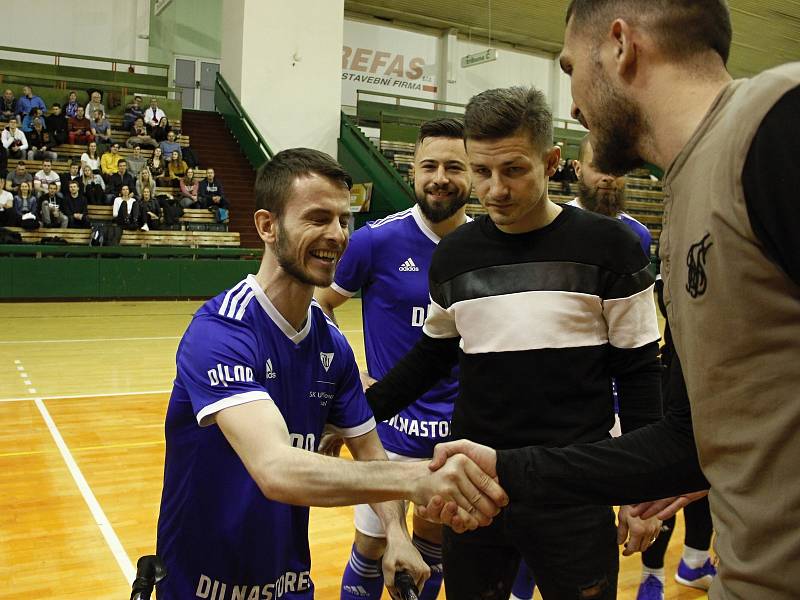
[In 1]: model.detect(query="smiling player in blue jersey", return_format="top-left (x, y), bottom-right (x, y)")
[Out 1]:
top-left (316, 119), bottom-right (471, 600)
top-left (155, 148), bottom-right (508, 600)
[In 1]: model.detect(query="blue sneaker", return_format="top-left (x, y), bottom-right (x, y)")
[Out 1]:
top-left (675, 558), bottom-right (717, 590)
top-left (636, 575), bottom-right (664, 600)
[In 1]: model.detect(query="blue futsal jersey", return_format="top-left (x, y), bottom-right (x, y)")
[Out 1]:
top-left (331, 205), bottom-right (462, 458)
top-left (157, 275), bottom-right (375, 600)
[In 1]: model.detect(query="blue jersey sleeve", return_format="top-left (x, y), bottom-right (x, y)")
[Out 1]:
top-left (326, 336), bottom-right (376, 438)
top-left (176, 315), bottom-right (271, 427)
top-left (331, 224), bottom-right (373, 296)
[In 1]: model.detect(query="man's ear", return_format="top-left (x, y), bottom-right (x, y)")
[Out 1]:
top-left (254, 209), bottom-right (277, 244)
top-left (544, 146), bottom-right (561, 177)
top-left (611, 18), bottom-right (638, 79)
top-left (573, 159), bottom-right (583, 179)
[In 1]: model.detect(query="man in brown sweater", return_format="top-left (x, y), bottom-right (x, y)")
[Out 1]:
top-left (421, 2), bottom-right (800, 599)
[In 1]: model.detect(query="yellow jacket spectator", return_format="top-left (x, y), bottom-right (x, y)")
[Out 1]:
top-left (100, 143), bottom-right (122, 177)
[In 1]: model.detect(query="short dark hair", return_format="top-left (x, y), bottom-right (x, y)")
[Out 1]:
top-left (254, 148), bottom-right (352, 214)
top-left (118, 159), bottom-right (127, 166)
top-left (416, 118), bottom-right (464, 150)
top-left (464, 86), bottom-right (553, 152)
top-left (51, 102), bottom-right (61, 109)
top-left (566, 0), bottom-right (732, 65)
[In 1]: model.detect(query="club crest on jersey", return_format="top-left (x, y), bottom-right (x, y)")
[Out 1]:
top-left (399, 257), bottom-right (420, 272)
top-left (320, 352), bottom-right (334, 372)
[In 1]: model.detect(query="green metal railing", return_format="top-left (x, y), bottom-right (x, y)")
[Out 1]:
top-left (215, 73), bottom-right (274, 169)
top-left (0, 45), bottom-right (170, 73)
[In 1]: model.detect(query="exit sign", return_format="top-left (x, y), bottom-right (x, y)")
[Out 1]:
top-left (461, 49), bottom-right (498, 68)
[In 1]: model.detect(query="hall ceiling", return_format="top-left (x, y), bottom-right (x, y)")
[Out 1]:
top-left (344, 0), bottom-right (800, 78)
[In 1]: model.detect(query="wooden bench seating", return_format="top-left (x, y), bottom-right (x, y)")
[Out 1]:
top-left (6, 226), bottom-right (240, 247)
top-left (86, 206), bottom-right (216, 224)
top-left (8, 158), bottom-right (208, 182)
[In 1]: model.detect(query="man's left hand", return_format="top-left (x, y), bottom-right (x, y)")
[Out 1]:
top-left (382, 531), bottom-right (429, 599)
top-left (617, 505), bottom-right (661, 556)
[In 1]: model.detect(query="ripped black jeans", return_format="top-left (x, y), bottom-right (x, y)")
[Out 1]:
top-left (443, 503), bottom-right (618, 599)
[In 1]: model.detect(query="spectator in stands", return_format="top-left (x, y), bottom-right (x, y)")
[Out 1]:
top-left (198, 167), bottom-right (229, 222)
top-left (123, 95), bottom-right (145, 129)
top-left (0, 185), bottom-right (15, 227)
top-left (166, 150), bottom-right (188, 184)
top-left (0, 144), bottom-right (6, 180)
top-left (151, 117), bottom-right (172, 143)
top-left (5, 161), bottom-right (32, 194)
top-left (179, 167), bottom-right (199, 208)
top-left (126, 144), bottom-right (147, 177)
top-left (100, 143), bottom-right (122, 180)
top-left (106, 159), bottom-right (136, 205)
top-left (64, 180), bottom-right (90, 228)
top-left (159, 130), bottom-right (182, 159)
top-left (147, 146), bottom-right (167, 183)
top-left (21, 108), bottom-right (46, 133)
top-left (112, 184), bottom-right (139, 230)
top-left (60, 160), bottom-right (82, 194)
top-left (81, 141), bottom-right (101, 174)
top-left (91, 109), bottom-right (113, 150)
top-left (68, 106), bottom-right (94, 145)
top-left (40, 181), bottom-right (68, 228)
top-left (33, 160), bottom-right (61, 196)
top-left (27, 118), bottom-right (58, 162)
top-left (144, 98), bottom-right (166, 131)
top-left (2, 118), bottom-right (28, 159)
top-left (137, 167), bottom-right (156, 198)
top-left (64, 91), bottom-right (80, 119)
top-left (1, 89), bottom-right (17, 123)
top-left (16, 86), bottom-right (46, 121)
top-left (135, 186), bottom-right (162, 231)
top-left (45, 103), bottom-right (68, 146)
top-left (85, 91), bottom-right (105, 119)
top-left (13, 181), bottom-right (39, 230)
top-left (127, 117), bottom-right (158, 149)
top-left (80, 164), bottom-right (105, 205)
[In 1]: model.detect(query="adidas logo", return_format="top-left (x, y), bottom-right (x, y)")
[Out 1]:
top-left (342, 585), bottom-right (370, 597)
top-left (399, 257), bottom-right (420, 272)
top-left (265, 358), bottom-right (277, 379)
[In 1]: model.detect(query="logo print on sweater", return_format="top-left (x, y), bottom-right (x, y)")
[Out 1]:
top-left (686, 233), bottom-right (713, 298)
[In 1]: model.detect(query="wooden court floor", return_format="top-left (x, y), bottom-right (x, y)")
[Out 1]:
top-left (0, 299), bottom-right (707, 599)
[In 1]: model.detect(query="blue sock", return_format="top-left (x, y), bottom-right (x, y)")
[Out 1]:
top-left (341, 544), bottom-right (384, 600)
top-left (510, 562), bottom-right (536, 600)
top-left (413, 535), bottom-right (444, 600)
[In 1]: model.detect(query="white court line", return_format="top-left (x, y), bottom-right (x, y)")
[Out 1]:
top-left (35, 397), bottom-right (135, 585)
top-left (0, 330), bottom-right (362, 345)
top-left (0, 389), bottom-right (171, 403)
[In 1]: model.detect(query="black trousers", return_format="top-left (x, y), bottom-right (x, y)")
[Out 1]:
top-left (443, 503), bottom-right (619, 599)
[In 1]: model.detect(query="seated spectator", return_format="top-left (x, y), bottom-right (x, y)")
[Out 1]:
top-left (178, 167), bottom-right (199, 208)
top-left (64, 180), bottom-right (90, 228)
top-left (80, 141), bottom-right (101, 174)
top-left (166, 150), bottom-right (188, 184)
top-left (126, 144), bottom-right (147, 177)
top-left (33, 160), bottom-right (61, 196)
top-left (64, 91), bottom-right (80, 119)
top-left (127, 117), bottom-right (158, 149)
top-left (80, 164), bottom-right (105, 205)
top-left (137, 167), bottom-right (156, 198)
top-left (151, 117), bottom-right (172, 143)
top-left (16, 86), bottom-right (46, 121)
top-left (60, 161), bottom-right (82, 195)
top-left (106, 159), bottom-right (136, 205)
top-left (21, 108), bottom-right (46, 133)
top-left (5, 161), bottom-right (32, 194)
top-left (40, 181), bottom-right (68, 228)
top-left (147, 147), bottom-right (167, 183)
top-left (45, 103), bottom-right (69, 146)
top-left (198, 168), bottom-right (229, 222)
top-left (1, 89), bottom-right (17, 123)
top-left (144, 98), bottom-right (166, 131)
top-left (159, 130), bottom-right (182, 159)
top-left (0, 186), bottom-right (15, 227)
top-left (112, 184), bottom-right (139, 230)
top-left (91, 109), bottom-right (113, 150)
top-left (68, 107), bottom-right (94, 145)
top-left (14, 181), bottom-right (39, 230)
top-left (27, 118), bottom-right (58, 162)
top-left (2, 118), bottom-right (28, 159)
top-left (123, 95), bottom-right (145, 130)
top-left (100, 143), bottom-right (122, 180)
top-left (85, 91), bottom-right (105, 119)
top-left (135, 186), bottom-right (162, 231)
top-left (0, 144), bottom-right (5, 180)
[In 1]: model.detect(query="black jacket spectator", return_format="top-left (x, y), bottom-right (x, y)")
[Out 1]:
top-left (64, 191), bottom-right (90, 228)
top-left (108, 171), bottom-right (137, 198)
top-left (45, 108), bottom-right (69, 146)
top-left (198, 177), bottom-right (229, 209)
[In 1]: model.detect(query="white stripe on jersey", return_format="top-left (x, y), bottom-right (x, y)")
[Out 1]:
top-left (233, 290), bottom-right (255, 321)
top-left (367, 207), bottom-right (414, 229)
top-left (226, 282), bottom-right (252, 319)
top-left (218, 280), bottom-right (247, 317)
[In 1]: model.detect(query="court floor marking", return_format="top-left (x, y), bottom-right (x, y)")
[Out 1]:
top-left (0, 330), bottom-right (361, 345)
top-left (0, 389), bottom-right (172, 403)
top-left (33, 391), bottom-right (136, 585)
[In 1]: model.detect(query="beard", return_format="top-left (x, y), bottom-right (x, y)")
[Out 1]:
top-left (416, 184), bottom-right (469, 223)
top-left (577, 179), bottom-right (626, 217)
top-left (273, 223), bottom-right (336, 287)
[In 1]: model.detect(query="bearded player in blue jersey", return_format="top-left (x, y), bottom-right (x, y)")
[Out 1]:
top-left (155, 148), bottom-right (508, 600)
top-left (316, 119), bottom-right (471, 600)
